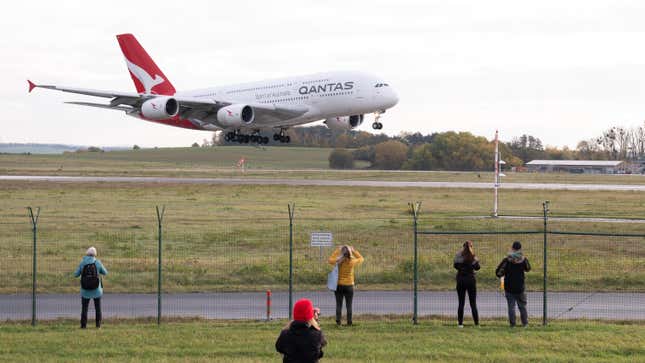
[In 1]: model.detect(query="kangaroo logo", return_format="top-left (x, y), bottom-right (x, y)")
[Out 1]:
top-left (125, 58), bottom-right (165, 94)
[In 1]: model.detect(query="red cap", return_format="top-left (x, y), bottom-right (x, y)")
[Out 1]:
top-left (293, 299), bottom-right (314, 322)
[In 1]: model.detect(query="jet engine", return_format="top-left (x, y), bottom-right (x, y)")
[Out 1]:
top-left (140, 97), bottom-right (179, 120)
top-left (217, 104), bottom-right (255, 128)
top-left (324, 115), bottom-right (364, 130)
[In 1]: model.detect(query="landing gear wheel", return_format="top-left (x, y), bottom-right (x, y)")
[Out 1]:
top-left (372, 122), bottom-right (383, 130)
top-left (273, 134), bottom-right (280, 141)
top-left (262, 136), bottom-right (269, 144)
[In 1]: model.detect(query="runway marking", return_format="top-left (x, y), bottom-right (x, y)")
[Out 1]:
top-left (1, 175), bottom-right (645, 191)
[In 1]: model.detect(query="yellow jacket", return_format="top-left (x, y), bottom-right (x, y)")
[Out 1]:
top-left (328, 247), bottom-right (364, 286)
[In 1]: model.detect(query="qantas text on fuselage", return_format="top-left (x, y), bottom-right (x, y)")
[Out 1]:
top-left (28, 34), bottom-right (398, 144)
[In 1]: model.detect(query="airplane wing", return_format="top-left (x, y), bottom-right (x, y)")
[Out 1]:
top-left (29, 80), bottom-right (309, 129)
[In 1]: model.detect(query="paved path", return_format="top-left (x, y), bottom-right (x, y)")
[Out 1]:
top-left (2, 175), bottom-right (645, 191)
top-left (2, 291), bottom-right (642, 321)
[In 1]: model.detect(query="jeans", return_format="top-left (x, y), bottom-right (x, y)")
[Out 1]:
top-left (504, 292), bottom-right (528, 326)
top-left (456, 278), bottom-right (479, 325)
top-left (334, 284), bottom-right (354, 325)
top-left (81, 297), bottom-right (102, 328)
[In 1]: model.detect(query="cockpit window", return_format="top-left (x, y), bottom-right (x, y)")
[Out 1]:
top-left (374, 83), bottom-right (389, 88)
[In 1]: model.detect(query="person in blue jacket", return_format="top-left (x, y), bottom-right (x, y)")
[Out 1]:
top-left (74, 246), bottom-right (108, 328)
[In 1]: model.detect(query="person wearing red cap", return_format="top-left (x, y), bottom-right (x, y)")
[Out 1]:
top-left (276, 298), bottom-right (327, 363)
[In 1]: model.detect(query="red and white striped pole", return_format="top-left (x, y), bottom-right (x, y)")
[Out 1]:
top-left (266, 290), bottom-right (272, 321)
top-left (493, 130), bottom-right (499, 218)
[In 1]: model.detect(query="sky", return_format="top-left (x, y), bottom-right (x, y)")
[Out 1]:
top-left (3, 0), bottom-right (645, 148)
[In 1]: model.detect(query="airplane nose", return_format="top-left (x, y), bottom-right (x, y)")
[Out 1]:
top-left (390, 89), bottom-right (399, 107)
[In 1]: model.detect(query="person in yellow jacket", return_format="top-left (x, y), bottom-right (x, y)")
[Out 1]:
top-left (328, 245), bottom-right (364, 326)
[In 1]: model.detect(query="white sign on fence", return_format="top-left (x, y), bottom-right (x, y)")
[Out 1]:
top-left (310, 232), bottom-right (333, 247)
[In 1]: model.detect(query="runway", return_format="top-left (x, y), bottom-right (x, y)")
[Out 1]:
top-left (2, 291), bottom-right (643, 321)
top-left (1, 175), bottom-right (644, 191)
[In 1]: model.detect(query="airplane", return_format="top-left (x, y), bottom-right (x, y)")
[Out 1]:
top-left (28, 34), bottom-right (399, 144)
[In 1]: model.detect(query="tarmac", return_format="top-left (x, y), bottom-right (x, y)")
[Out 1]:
top-left (2, 291), bottom-right (643, 321)
top-left (1, 175), bottom-right (645, 191)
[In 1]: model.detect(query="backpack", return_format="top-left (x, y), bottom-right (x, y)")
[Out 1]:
top-left (81, 263), bottom-right (100, 290)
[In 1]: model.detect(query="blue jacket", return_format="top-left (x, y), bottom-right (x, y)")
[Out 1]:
top-left (74, 256), bottom-right (108, 299)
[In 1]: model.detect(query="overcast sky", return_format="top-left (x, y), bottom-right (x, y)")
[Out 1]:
top-left (3, 0), bottom-right (645, 147)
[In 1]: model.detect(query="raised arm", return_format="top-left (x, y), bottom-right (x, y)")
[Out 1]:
top-left (495, 259), bottom-right (507, 278)
top-left (351, 248), bottom-right (364, 265)
top-left (328, 247), bottom-right (341, 265)
top-left (97, 260), bottom-right (108, 275)
top-left (472, 258), bottom-right (481, 271)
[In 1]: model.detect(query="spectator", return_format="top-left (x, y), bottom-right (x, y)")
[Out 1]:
top-left (328, 245), bottom-right (364, 326)
top-left (74, 246), bottom-right (108, 329)
top-left (453, 240), bottom-right (480, 327)
top-left (276, 298), bottom-right (327, 363)
top-left (496, 241), bottom-right (531, 327)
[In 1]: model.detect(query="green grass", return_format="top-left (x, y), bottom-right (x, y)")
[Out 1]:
top-left (0, 148), bottom-right (643, 293)
top-left (0, 318), bottom-right (642, 362)
top-left (1, 147), bottom-right (644, 184)
top-left (0, 181), bottom-right (643, 293)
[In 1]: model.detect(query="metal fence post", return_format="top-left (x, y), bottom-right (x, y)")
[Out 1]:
top-left (155, 205), bottom-right (165, 325)
top-left (408, 202), bottom-right (421, 325)
top-left (287, 203), bottom-right (295, 320)
top-left (542, 201), bottom-right (549, 326)
top-left (27, 207), bottom-right (40, 327)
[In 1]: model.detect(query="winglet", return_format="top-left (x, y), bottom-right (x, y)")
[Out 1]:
top-left (28, 80), bottom-right (37, 93)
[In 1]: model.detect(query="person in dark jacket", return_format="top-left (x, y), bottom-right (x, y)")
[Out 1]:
top-left (495, 241), bottom-right (531, 327)
top-left (453, 240), bottom-right (480, 327)
top-left (73, 246), bottom-right (108, 329)
top-left (276, 298), bottom-right (327, 363)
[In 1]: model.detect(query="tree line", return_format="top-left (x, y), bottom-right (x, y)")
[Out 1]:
top-left (208, 122), bottom-right (645, 170)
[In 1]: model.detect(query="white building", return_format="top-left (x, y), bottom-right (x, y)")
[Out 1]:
top-left (526, 160), bottom-right (625, 174)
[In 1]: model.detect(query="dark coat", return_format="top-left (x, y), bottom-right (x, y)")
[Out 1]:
top-left (276, 321), bottom-right (327, 363)
top-left (496, 254), bottom-right (531, 294)
top-left (453, 252), bottom-right (480, 282)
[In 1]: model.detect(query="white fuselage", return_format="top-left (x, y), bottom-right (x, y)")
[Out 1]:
top-left (178, 71), bottom-right (398, 130)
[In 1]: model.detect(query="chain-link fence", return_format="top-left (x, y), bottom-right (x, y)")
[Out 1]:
top-left (1, 203), bottom-right (643, 325)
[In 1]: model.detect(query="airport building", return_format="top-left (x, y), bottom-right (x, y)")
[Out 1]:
top-left (526, 160), bottom-right (625, 174)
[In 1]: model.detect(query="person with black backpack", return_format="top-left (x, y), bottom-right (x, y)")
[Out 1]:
top-left (495, 241), bottom-right (531, 327)
top-left (74, 246), bottom-right (108, 329)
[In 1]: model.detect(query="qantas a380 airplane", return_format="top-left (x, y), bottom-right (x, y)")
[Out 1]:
top-left (28, 34), bottom-right (399, 144)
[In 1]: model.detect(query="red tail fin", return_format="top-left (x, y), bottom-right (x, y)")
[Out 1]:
top-left (116, 34), bottom-right (176, 95)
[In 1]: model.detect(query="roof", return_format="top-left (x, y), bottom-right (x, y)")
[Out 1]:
top-left (526, 160), bottom-right (624, 167)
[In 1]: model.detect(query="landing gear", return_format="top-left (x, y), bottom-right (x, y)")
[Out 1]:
top-left (272, 129), bottom-right (291, 143)
top-left (372, 111), bottom-right (384, 130)
top-left (224, 130), bottom-right (269, 145)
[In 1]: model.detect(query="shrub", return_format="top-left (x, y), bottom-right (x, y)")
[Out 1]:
top-left (329, 149), bottom-right (355, 169)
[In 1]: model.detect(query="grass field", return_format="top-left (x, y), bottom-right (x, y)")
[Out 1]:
top-left (0, 181), bottom-right (643, 294)
top-left (1, 147), bottom-right (644, 185)
top-left (0, 318), bottom-right (642, 362)
top-left (1, 147), bottom-right (643, 294)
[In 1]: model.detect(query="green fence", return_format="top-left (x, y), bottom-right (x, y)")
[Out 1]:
top-left (0, 203), bottom-right (643, 326)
